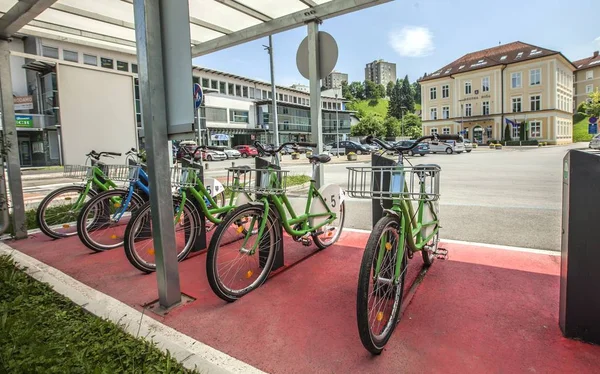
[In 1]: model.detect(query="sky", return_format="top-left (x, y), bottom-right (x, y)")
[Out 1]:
top-left (194, 0), bottom-right (600, 87)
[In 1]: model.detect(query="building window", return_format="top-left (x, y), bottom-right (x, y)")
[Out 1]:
top-left (210, 80), bottom-right (218, 90)
top-left (219, 82), bottom-right (226, 94)
top-left (511, 72), bottom-right (522, 88)
top-left (134, 78), bottom-right (142, 127)
top-left (200, 78), bottom-right (208, 88)
top-left (42, 45), bottom-right (59, 59)
top-left (512, 97), bottom-right (522, 112)
top-left (512, 125), bottom-right (520, 139)
top-left (205, 107), bottom-right (227, 122)
top-left (229, 109), bottom-right (249, 123)
top-left (132, 64), bottom-right (138, 74)
top-left (442, 85), bottom-right (449, 98)
top-left (100, 57), bottom-right (114, 69)
top-left (249, 87), bottom-right (255, 99)
top-left (430, 108), bottom-right (437, 120)
top-left (262, 90), bottom-right (268, 99)
top-left (117, 61), bottom-right (129, 72)
top-left (63, 50), bottom-right (78, 62)
top-left (442, 127), bottom-right (450, 135)
top-left (465, 82), bottom-right (472, 95)
top-left (464, 103), bottom-right (472, 117)
top-left (530, 68), bottom-right (541, 86)
top-left (482, 77), bottom-right (490, 92)
top-left (284, 94), bottom-right (289, 102)
top-left (442, 106), bottom-right (449, 119)
top-left (235, 85), bottom-right (242, 97)
top-left (278, 93), bottom-right (283, 101)
top-left (482, 101), bottom-right (490, 116)
top-left (83, 54), bottom-right (97, 66)
top-left (268, 91), bottom-right (273, 99)
top-left (530, 121), bottom-right (541, 138)
top-left (586, 70), bottom-right (594, 80)
top-left (586, 84), bottom-right (594, 94)
top-left (293, 96), bottom-right (298, 104)
top-left (430, 128), bottom-right (438, 135)
top-left (530, 95), bottom-right (541, 111)
top-left (430, 87), bottom-right (437, 100)
top-left (228, 83), bottom-right (234, 95)
top-left (242, 86), bottom-right (248, 98)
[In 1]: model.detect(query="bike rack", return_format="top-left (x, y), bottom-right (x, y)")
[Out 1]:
top-left (370, 154), bottom-right (396, 226)
top-left (181, 159), bottom-right (207, 253)
top-left (255, 156), bottom-right (284, 271)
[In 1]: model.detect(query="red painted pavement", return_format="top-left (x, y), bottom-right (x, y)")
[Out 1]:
top-left (6, 231), bottom-right (600, 373)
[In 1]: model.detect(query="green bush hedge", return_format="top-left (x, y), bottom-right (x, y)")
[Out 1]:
top-left (505, 140), bottom-right (539, 146)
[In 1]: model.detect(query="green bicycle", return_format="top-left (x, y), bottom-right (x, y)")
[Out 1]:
top-left (122, 146), bottom-right (251, 273)
top-left (206, 141), bottom-right (346, 302)
top-left (36, 150), bottom-right (121, 239)
top-left (349, 134), bottom-right (457, 355)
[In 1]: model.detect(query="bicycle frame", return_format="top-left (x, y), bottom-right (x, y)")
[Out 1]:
top-left (73, 165), bottom-right (117, 210)
top-left (112, 167), bottom-right (151, 221)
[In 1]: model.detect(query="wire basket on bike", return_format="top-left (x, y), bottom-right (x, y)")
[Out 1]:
top-left (170, 166), bottom-right (201, 188)
top-left (105, 165), bottom-right (141, 182)
top-left (226, 167), bottom-right (289, 195)
top-left (346, 165), bottom-right (441, 201)
top-left (63, 165), bottom-right (92, 180)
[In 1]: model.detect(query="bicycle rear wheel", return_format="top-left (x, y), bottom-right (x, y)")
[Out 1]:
top-left (313, 200), bottom-right (345, 249)
top-left (123, 197), bottom-right (199, 273)
top-left (206, 203), bottom-right (280, 302)
top-left (76, 189), bottom-right (145, 252)
top-left (356, 215), bottom-right (407, 355)
top-left (36, 185), bottom-right (96, 239)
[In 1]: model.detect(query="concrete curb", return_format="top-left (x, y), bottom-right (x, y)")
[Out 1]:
top-left (0, 242), bottom-right (266, 374)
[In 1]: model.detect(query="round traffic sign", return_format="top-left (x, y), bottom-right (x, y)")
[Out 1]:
top-left (296, 31), bottom-right (338, 80)
top-left (193, 83), bottom-right (203, 109)
top-left (590, 116), bottom-right (598, 124)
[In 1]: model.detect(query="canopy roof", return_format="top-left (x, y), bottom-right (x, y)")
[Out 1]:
top-left (0, 0), bottom-right (391, 56)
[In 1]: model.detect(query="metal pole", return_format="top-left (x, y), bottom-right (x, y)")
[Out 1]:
top-left (267, 36), bottom-right (279, 146)
top-left (0, 40), bottom-right (27, 239)
top-left (133, 0), bottom-right (182, 309)
top-left (307, 21), bottom-right (323, 187)
top-left (335, 93), bottom-right (339, 158)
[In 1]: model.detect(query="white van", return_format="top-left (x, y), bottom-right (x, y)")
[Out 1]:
top-left (429, 138), bottom-right (465, 154)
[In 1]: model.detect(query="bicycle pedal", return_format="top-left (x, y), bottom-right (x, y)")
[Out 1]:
top-left (435, 247), bottom-right (448, 260)
top-left (301, 238), bottom-right (312, 247)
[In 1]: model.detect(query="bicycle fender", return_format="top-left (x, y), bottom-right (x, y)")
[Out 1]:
top-left (309, 184), bottom-right (345, 227)
top-left (234, 193), bottom-right (252, 207)
top-left (204, 177), bottom-right (224, 197)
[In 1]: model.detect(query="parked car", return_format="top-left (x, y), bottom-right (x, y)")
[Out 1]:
top-left (203, 149), bottom-right (227, 161)
top-left (463, 139), bottom-right (474, 153)
top-left (233, 145), bottom-right (259, 158)
top-left (327, 140), bottom-right (371, 155)
top-left (394, 140), bottom-right (430, 156)
top-left (176, 143), bottom-right (202, 161)
top-left (589, 134), bottom-right (600, 149)
top-left (428, 139), bottom-right (465, 154)
top-left (208, 146), bottom-right (241, 159)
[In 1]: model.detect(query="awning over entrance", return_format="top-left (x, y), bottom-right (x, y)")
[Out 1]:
top-left (21, 59), bottom-right (55, 73)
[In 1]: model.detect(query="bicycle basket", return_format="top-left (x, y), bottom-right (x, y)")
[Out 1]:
top-left (170, 167), bottom-right (200, 188)
top-left (226, 167), bottom-right (289, 195)
top-left (63, 165), bottom-right (92, 180)
top-left (106, 165), bottom-right (141, 182)
top-left (346, 165), bottom-right (441, 201)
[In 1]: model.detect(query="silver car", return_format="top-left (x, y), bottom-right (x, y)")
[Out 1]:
top-left (429, 139), bottom-right (465, 154)
top-left (590, 134), bottom-right (600, 149)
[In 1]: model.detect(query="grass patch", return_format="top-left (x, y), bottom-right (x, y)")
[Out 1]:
top-left (573, 114), bottom-right (593, 143)
top-left (285, 174), bottom-right (311, 187)
top-left (0, 255), bottom-right (197, 373)
top-left (347, 99), bottom-right (389, 117)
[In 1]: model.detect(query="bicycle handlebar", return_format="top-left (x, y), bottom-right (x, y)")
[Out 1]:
top-left (253, 141), bottom-right (317, 155)
top-left (86, 150), bottom-right (122, 160)
top-left (363, 133), bottom-right (461, 152)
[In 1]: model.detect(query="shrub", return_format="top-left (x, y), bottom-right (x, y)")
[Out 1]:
top-left (505, 140), bottom-right (539, 146)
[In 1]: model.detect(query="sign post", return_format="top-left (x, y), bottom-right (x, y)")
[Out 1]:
top-left (193, 83), bottom-right (204, 144)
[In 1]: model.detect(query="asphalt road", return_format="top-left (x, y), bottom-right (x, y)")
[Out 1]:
top-left (20, 143), bottom-right (590, 250)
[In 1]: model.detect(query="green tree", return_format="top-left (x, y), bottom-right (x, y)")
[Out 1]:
top-left (583, 91), bottom-right (600, 117)
top-left (401, 113), bottom-right (422, 139)
top-left (504, 123), bottom-right (512, 141)
top-left (376, 84), bottom-right (386, 100)
top-left (348, 81), bottom-right (365, 100)
top-left (364, 80), bottom-right (378, 100)
top-left (399, 75), bottom-right (415, 113)
top-left (387, 79), bottom-right (403, 119)
top-left (350, 113), bottom-right (386, 137)
top-left (383, 116), bottom-right (402, 138)
top-left (412, 81), bottom-right (421, 105)
top-left (386, 81), bottom-right (395, 98)
top-left (341, 80), bottom-right (352, 100)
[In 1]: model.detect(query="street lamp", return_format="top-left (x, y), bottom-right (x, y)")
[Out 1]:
top-left (335, 93), bottom-right (340, 158)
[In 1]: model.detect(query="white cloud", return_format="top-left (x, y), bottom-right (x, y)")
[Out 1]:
top-left (595, 36), bottom-right (600, 46)
top-left (388, 26), bottom-right (434, 57)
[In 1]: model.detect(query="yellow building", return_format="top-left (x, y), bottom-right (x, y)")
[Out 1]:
top-left (419, 42), bottom-right (576, 145)
top-left (573, 51), bottom-right (600, 110)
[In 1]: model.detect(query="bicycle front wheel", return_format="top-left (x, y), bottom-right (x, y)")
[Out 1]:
top-left (357, 215), bottom-right (408, 355)
top-left (206, 203), bottom-right (280, 302)
top-left (76, 189), bottom-right (145, 252)
top-left (123, 197), bottom-right (199, 273)
top-left (36, 185), bottom-right (96, 239)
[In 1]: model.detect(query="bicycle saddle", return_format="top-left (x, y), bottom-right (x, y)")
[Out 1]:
top-left (235, 165), bottom-right (252, 174)
top-left (412, 164), bottom-right (440, 171)
top-left (308, 154), bottom-right (331, 164)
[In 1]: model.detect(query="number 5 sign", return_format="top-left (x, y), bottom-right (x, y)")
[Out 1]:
top-left (309, 184), bottom-right (346, 228)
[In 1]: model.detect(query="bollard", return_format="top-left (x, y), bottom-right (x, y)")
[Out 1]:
top-left (231, 162), bottom-right (235, 168)
top-left (205, 162), bottom-right (209, 170)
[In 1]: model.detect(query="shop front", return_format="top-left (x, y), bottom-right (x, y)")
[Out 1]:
top-left (459, 119), bottom-right (495, 144)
